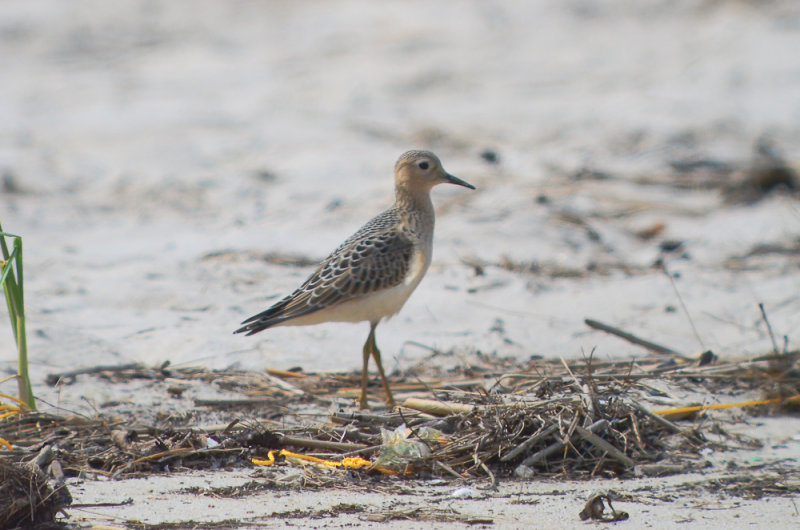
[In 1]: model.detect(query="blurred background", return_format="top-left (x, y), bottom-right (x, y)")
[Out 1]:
top-left (1, 1), bottom-right (799, 390)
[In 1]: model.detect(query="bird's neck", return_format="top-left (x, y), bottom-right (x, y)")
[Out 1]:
top-left (394, 185), bottom-right (435, 241)
top-left (394, 185), bottom-right (434, 216)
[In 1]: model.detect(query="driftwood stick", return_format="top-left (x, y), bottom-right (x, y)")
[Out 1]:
top-left (45, 363), bottom-right (143, 385)
top-left (261, 372), bottom-right (306, 395)
top-left (574, 425), bottom-right (635, 468)
top-left (279, 435), bottom-right (367, 452)
top-left (69, 499), bottom-right (134, 508)
top-left (633, 402), bottom-right (681, 433)
top-left (752, 350), bottom-right (800, 362)
top-left (584, 319), bottom-right (689, 359)
top-left (265, 368), bottom-right (307, 379)
top-left (402, 398), bottom-right (476, 416)
top-left (436, 460), bottom-right (465, 479)
top-left (520, 440), bottom-right (565, 467)
top-left (332, 409), bottom-right (426, 425)
top-left (337, 445), bottom-right (382, 458)
top-left (581, 383), bottom-right (597, 423)
top-left (479, 461), bottom-right (497, 490)
top-left (500, 424), bottom-right (559, 462)
top-left (112, 447), bottom-right (246, 477)
top-left (517, 419), bottom-right (609, 470)
top-left (194, 398), bottom-right (274, 407)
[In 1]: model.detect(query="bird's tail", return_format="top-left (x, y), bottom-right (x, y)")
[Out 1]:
top-left (234, 299), bottom-right (293, 336)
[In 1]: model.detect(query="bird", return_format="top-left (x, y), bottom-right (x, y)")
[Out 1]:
top-left (235, 150), bottom-right (475, 408)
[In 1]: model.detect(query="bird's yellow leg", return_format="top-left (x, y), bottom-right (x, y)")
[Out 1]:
top-left (360, 328), bottom-right (372, 409)
top-left (368, 324), bottom-right (395, 408)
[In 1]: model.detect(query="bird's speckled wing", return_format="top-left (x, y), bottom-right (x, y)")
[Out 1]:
top-left (235, 209), bottom-right (414, 335)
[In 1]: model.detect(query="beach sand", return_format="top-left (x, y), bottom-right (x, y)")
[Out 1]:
top-left (2, 1), bottom-right (799, 527)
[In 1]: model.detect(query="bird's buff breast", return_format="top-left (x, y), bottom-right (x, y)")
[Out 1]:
top-left (279, 248), bottom-right (430, 327)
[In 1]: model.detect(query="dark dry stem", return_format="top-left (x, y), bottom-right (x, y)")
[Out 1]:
top-left (584, 318), bottom-right (689, 359)
top-left (45, 362), bottom-right (144, 386)
top-left (758, 302), bottom-right (781, 356)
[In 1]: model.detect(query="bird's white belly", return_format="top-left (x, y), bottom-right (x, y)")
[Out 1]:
top-left (279, 248), bottom-right (430, 327)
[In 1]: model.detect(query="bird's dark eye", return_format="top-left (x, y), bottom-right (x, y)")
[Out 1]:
top-left (418, 161), bottom-right (429, 170)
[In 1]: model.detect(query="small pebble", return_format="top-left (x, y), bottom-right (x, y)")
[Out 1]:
top-left (480, 149), bottom-right (499, 164)
top-left (450, 487), bottom-right (480, 499)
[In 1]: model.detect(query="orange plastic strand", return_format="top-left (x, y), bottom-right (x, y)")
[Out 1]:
top-left (252, 449), bottom-right (403, 475)
top-left (653, 395), bottom-right (800, 419)
top-left (251, 450), bottom-right (277, 467)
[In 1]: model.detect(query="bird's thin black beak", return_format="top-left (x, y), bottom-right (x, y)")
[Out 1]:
top-left (445, 172), bottom-right (476, 190)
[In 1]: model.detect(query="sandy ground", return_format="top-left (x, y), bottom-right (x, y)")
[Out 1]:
top-left (64, 416), bottom-right (800, 528)
top-left (2, 0), bottom-right (800, 527)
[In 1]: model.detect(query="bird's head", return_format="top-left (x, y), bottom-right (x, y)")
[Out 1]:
top-left (393, 150), bottom-right (475, 192)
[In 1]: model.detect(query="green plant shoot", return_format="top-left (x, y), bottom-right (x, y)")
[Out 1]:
top-left (0, 222), bottom-right (35, 410)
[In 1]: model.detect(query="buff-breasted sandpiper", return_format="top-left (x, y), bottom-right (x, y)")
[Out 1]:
top-left (235, 150), bottom-right (475, 408)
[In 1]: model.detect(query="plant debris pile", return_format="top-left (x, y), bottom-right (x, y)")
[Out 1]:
top-left (0, 349), bottom-right (797, 485)
top-left (0, 454), bottom-right (71, 529)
